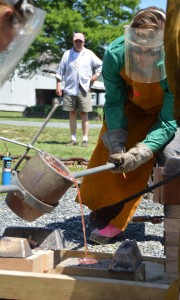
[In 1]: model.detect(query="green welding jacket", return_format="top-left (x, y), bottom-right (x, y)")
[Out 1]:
top-left (102, 35), bottom-right (177, 152)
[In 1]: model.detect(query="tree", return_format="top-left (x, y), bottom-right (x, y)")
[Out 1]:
top-left (19, 0), bottom-right (140, 77)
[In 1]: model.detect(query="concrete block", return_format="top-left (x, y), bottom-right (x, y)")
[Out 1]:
top-left (2, 227), bottom-right (66, 250)
top-left (0, 237), bottom-right (32, 258)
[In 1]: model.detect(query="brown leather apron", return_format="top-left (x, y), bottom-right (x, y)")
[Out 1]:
top-left (79, 69), bottom-right (164, 231)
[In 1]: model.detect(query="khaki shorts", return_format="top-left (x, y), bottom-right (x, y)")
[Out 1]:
top-left (63, 86), bottom-right (92, 112)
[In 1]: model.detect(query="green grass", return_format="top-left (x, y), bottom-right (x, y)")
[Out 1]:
top-left (0, 111), bottom-right (102, 124)
top-left (0, 115), bottom-right (102, 184)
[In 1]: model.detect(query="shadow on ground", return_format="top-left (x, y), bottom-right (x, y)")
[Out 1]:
top-left (46, 215), bottom-right (164, 250)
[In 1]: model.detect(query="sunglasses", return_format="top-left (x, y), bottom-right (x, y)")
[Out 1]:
top-left (130, 44), bottom-right (161, 56)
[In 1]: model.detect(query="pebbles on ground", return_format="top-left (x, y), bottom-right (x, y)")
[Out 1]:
top-left (0, 188), bottom-right (164, 257)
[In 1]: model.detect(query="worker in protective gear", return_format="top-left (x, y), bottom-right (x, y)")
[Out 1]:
top-left (164, 0), bottom-right (180, 121)
top-left (78, 6), bottom-right (180, 244)
top-left (0, 0), bottom-right (45, 87)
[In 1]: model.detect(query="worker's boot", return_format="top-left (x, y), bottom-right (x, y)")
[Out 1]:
top-left (89, 224), bottom-right (123, 244)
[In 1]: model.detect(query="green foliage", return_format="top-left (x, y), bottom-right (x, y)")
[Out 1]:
top-left (18, 0), bottom-right (140, 76)
top-left (23, 105), bottom-right (52, 117)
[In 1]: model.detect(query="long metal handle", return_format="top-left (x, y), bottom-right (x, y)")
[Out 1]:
top-left (90, 169), bottom-right (180, 229)
top-left (0, 185), bottom-right (25, 197)
top-left (28, 103), bottom-right (59, 145)
top-left (14, 103), bottom-right (59, 170)
top-left (73, 163), bottom-right (116, 178)
top-left (0, 137), bottom-right (42, 153)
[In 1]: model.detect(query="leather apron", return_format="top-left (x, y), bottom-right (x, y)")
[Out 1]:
top-left (79, 68), bottom-right (164, 231)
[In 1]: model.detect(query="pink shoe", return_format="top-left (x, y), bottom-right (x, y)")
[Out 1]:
top-left (89, 224), bottom-right (123, 244)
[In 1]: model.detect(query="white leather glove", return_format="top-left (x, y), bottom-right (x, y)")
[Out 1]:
top-left (9, 0), bottom-right (34, 19)
top-left (108, 143), bottom-right (153, 173)
top-left (102, 129), bottom-right (128, 155)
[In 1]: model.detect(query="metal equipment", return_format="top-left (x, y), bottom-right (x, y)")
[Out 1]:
top-left (0, 137), bottom-right (115, 221)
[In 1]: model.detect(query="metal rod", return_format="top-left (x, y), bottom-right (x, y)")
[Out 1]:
top-left (29, 103), bottom-right (59, 145)
top-left (73, 163), bottom-right (116, 178)
top-left (0, 137), bottom-right (42, 153)
top-left (13, 103), bottom-right (59, 170)
top-left (90, 169), bottom-right (180, 229)
top-left (0, 185), bottom-right (25, 197)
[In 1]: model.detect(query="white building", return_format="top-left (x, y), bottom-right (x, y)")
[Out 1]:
top-left (0, 72), bottom-right (56, 112)
top-left (0, 72), bottom-right (105, 112)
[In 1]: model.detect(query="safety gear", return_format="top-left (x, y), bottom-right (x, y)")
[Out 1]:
top-left (102, 128), bottom-right (128, 155)
top-left (109, 143), bottom-right (153, 173)
top-left (89, 224), bottom-right (123, 245)
top-left (124, 25), bottom-right (166, 83)
top-left (7, 0), bottom-right (34, 18)
top-left (0, 1), bottom-right (46, 87)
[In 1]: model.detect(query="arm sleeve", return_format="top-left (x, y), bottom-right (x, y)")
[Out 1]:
top-left (91, 52), bottom-right (102, 75)
top-left (55, 52), bottom-right (67, 81)
top-left (102, 37), bottom-right (128, 130)
top-left (143, 79), bottom-right (177, 152)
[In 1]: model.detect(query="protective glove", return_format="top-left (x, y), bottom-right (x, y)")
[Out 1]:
top-left (11, 0), bottom-right (34, 19)
top-left (102, 128), bottom-right (128, 155)
top-left (21, 1), bottom-right (34, 15)
top-left (108, 143), bottom-right (153, 173)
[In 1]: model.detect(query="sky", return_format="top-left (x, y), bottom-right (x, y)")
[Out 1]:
top-left (139, 0), bottom-right (167, 11)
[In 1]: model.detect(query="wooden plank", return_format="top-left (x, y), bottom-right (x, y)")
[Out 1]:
top-left (165, 232), bottom-right (180, 246)
top-left (0, 252), bottom-right (43, 273)
top-left (164, 205), bottom-right (180, 218)
top-left (152, 167), bottom-right (163, 203)
top-left (165, 269), bottom-right (179, 285)
top-left (161, 176), bottom-right (180, 205)
top-left (164, 218), bottom-right (180, 233)
top-left (58, 249), bottom-right (113, 260)
top-left (0, 270), bottom-right (169, 300)
top-left (37, 250), bottom-right (54, 273)
top-left (166, 273), bottom-right (179, 284)
top-left (165, 246), bottom-right (179, 260)
top-left (165, 260), bottom-right (179, 274)
top-left (54, 250), bottom-right (166, 265)
top-left (0, 250), bottom-right (54, 273)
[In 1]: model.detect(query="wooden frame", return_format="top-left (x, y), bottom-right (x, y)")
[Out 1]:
top-left (0, 270), bottom-right (169, 300)
top-left (0, 250), bottom-right (170, 300)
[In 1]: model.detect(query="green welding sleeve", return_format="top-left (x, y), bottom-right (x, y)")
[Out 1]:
top-left (102, 36), bottom-right (127, 130)
top-left (142, 79), bottom-right (177, 152)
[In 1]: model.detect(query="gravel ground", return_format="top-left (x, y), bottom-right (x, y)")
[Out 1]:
top-left (0, 188), bottom-right (165, 258)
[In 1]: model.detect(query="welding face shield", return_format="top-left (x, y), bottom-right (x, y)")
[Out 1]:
top-left (124, 25), bottom-right (166, 83)
top-left (0, 1), bottom-right (45, 87)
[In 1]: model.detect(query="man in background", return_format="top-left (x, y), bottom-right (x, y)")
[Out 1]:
top-left (56, 32), bottom-right (102, 147)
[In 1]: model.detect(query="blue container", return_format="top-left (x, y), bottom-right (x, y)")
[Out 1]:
top-left (2, 156), bottom-right (12, 185)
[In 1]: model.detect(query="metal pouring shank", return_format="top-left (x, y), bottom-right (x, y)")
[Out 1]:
top-left (5, 152), bottom-right (74, 221)
top-left (73, 163), bottom-right (116, 178)
top-left (4, 150), bottom-right (116, 222)
top-left (1, 135), bottom-right (116, 221)
top-left (0, 137), bottom-right (42, 153)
